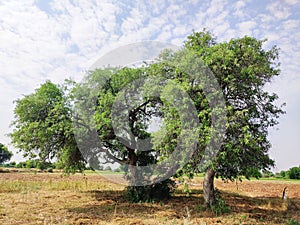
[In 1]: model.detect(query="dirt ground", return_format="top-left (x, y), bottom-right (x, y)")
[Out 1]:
top-left (0, 171), bottom-right (299, 225)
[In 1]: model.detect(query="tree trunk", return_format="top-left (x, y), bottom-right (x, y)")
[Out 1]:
top-left (127, 147), bottom-right (137, 184)
top-left (203, 167), bottom-right (216, 207)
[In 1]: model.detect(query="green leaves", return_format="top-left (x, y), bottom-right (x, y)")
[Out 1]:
top-left (10, 80), bottom-right (85, 173)
top-left (169, 31), bottom-right (284, 181)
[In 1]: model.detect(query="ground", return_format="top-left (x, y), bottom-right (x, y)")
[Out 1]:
top-left (0, 170), bottom-right (299, 225)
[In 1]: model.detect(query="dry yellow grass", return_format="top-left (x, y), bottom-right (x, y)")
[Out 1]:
top-left (0, 172), bottom-right (299, 225)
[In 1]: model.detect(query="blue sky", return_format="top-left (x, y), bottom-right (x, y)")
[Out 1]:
top-left (0, 0), bottom-right (299, 171)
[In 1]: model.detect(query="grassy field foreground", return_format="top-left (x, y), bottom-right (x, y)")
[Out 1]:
top-left (0, 171), bottom-right (299, 225)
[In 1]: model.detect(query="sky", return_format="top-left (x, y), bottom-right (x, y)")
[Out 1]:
top-left (0, 0), bottom-right (299, 172)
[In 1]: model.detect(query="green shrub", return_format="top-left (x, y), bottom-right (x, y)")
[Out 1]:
top-left (286, 218), bottom-right (300, 225)
top-left (16, 162), bottom-right (26, 168)
top-left (124, 179), bottom-right (176, 203)
top-left (37, 161), bottom-right (54, 170)
top-left (210, 189), bottom-right (230, 216)
top-left (25, 159), bottom-right (37, 168)
top-left (280, 170), bottom-right (286, 178)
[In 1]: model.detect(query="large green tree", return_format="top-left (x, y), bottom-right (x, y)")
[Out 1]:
top-left (74, 67), bottom-right (177, 201)
top-left (152, 31), bottom-right (285, 206)
top-left (0, 143), bottom-right (13, 164)
top-left (10, 81), bottom-right (85, 172)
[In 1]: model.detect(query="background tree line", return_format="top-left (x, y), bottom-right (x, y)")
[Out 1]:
top-left (0, 159), bottom-right (123, 173)
top-left (277, 166), bottom-right (300, 180)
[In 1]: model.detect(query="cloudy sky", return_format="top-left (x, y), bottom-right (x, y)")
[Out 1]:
top-left (0, 0), bottom-right (299, 171)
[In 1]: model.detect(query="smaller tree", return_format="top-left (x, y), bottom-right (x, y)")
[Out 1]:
top-left (10, 80), bottom-right (86, 173)
top-left (287, 166), bottom-right (300, 179)
top-left (0, 143), bottom-right (13, 164)
top-left (279, 170), bottom-right (286, 178)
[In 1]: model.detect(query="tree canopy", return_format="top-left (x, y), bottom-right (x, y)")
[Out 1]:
top-left (152, 31), bottom-right (285, 205)
top-left (183, 31), bottom-right (284, 178)
top-left (10, 80), bottom-right (85, 172)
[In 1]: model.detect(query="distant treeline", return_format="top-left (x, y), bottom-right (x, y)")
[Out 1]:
top-left (1, 160), bottom-right (299, 179)
top-left (0, 159), bottom-right (124, 173)
top-left (260, 166), bottom-right (300, 180)
top-left (0, 160), bottom-right (59, 172)
top-left (276, 166), bottom-right (300, 180)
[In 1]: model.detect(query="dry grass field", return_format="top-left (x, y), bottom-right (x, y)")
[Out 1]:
top-left (0, 170), bottom-right (299, 225)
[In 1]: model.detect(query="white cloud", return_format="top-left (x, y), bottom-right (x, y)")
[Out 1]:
top-left (236, 20), bottom-right (257, 36)
top-left (0, 1), bottom-right (77, 89)
top-left (156, 24), bottom-right (175, 41)
top-left (191, 0), bottom-right (233, 40)
top-left (121, 8), bottom-right (145, 33)
top-left (266, 1), bottom-right (291, 20)
top-left (233, 0), bottom-right (247, 18)
top-left (284, 0), bottom-right (300, 5)
top-left (205, 0), bottom-right (227, 16)
top-left (282, 19), bottom-right (300, 32)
